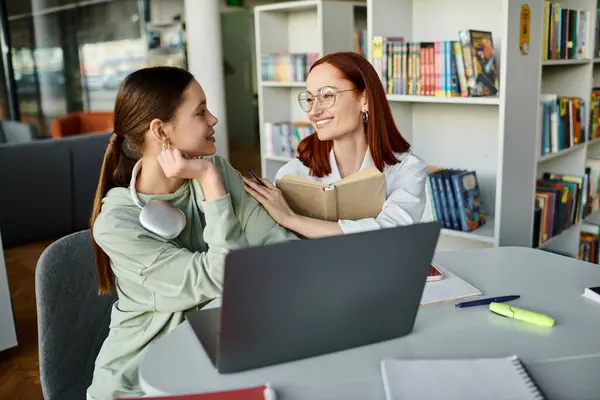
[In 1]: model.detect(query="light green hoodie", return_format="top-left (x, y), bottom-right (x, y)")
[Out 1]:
top-left (86, 155), bottom-right (297, 400)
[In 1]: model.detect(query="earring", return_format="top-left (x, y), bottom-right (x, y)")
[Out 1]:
top-left (162, 141), bottom-right (171, 151)
top-left (362, 111), bottom-right (369, 123)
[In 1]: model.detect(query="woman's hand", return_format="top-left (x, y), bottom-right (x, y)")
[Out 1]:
top-left (242, 176), bottom-right (297, 228)
top-left (158, 148), bottom-right (225, 200)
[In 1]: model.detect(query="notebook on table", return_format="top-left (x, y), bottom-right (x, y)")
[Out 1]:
top-left (381, 355), bottom-right (544, 400)
top-left (420, 264), bottom-right (482, 306)
top-left (117, 384), bottom-right (275, 400)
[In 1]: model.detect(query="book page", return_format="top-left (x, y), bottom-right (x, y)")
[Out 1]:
top-left (278, 175), bottom-right (328, 188)
top-left (335, 172), bottom-right (385, 220)
top-left (336, 166), bottom-right (382, 186)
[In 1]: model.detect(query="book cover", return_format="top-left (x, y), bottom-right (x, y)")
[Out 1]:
top-left (451, 171), bottom-right (485, 232)
top-left (276, 166), bottom-right (385, 222)
top-left (117, 384), bottom-right (275, 400)
top-left (458, 29), bottom-right (499, 97)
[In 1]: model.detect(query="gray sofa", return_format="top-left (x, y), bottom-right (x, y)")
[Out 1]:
top-left (0, 131), bottom-right (111, 247)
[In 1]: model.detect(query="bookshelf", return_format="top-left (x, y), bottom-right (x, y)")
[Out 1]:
top-left (366, 0), bottom-right (545, 252)
top-left (256, 0), bottom-right (600, 254)
top-left (533, 0), bottom-right (600, 259)
top-left (254, 0), bottom-right (367, 182)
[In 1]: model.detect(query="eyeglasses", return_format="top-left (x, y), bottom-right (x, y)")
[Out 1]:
top-left (297, 86), bottom-right (355, 113)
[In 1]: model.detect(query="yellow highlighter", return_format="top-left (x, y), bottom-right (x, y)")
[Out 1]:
top-left (490, 302), bottom-right (556, 328)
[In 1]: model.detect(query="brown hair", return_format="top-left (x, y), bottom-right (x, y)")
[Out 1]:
top-left (297, 52), bottom-right (410, 177)
top-left (90, 66), bottom-right (194, 295)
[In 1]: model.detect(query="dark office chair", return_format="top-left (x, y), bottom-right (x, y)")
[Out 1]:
top-left (35, 229), bottom-right (116, 399)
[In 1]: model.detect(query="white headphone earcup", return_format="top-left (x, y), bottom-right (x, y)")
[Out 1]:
top-left (139, 200), bottom-right (186, 240)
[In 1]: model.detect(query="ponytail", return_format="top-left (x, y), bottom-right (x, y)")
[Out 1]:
top-left (90, 132), bottom-right (136, 295)
top-left (90, 66), bottom-right (195, 294)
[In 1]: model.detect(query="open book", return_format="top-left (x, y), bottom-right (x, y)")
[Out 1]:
top-left (275, 166), bottom-right (386, 221)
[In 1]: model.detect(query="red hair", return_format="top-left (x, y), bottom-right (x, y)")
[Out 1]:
top-left (297, 52), bottom-right (410, 177)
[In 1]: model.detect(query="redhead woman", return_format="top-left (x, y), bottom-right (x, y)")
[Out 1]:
top-left (242, 52), bottom-right (427, 238)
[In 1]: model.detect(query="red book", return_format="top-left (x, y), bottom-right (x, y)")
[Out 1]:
top-left (119, 384), bottom-right (276, 400)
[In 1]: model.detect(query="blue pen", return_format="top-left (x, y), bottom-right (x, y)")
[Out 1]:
top-left (454, 295), bottom-right (520, 308)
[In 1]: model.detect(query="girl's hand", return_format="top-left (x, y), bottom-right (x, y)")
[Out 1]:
top-left (158, 148), bottom-right (225, 200)
top-left (157, 148), bottom-right (218, 181)
top-left (242, 176), bottom-right (297, 228)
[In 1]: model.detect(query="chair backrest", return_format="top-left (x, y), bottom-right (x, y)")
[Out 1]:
top-left (35, 230), bottom-right (116, 400)
top-left (51, 111), bottom-right (114, 138)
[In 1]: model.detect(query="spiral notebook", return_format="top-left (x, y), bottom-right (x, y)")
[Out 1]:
top-left (381, 355), bottom-right (544, 400)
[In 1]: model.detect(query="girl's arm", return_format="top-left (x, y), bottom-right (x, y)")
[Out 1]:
top-left (94, 194), bottom-right (250, 313)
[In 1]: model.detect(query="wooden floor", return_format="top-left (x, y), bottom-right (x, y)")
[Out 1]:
top-left (0, 238), bottom-right (54, 399)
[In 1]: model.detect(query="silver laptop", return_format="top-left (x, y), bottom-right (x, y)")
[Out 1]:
top-left (186, 221), bottom-right (441, 373)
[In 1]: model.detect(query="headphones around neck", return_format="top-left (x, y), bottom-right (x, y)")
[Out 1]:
top-left (129, 159), bottom-right (187, 239)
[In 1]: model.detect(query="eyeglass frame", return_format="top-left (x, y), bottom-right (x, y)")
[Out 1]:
top-left (297, 86), bottom-right (357, 113)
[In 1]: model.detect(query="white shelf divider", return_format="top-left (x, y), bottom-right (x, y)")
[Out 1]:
top-left (386, 94), bottom-right (501, 106)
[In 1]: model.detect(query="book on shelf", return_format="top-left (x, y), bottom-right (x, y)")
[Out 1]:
top-left (355, 28), bottom-right (368, 59)
top-left (543, 1), bottom-right (591, 61)
top-left (425, 167), bottom-right (486, 233)
top-left (371, 30), bottom-right (498, 98)
top-left (586, 157), bottom-right (600, 213)
top-left (589, 88), bottom-right (600, 141)
top-left (260, 52), bottom-right (319, 82)
top-left (596, 7), bottom-right (600, 58)
top-left (275, 166), bottom-right (385, 222)
top-left (579, 223), bottom-right (600, 264)
top-left (533, 200), bottom-right (542, 247)
top-left (539, 94), bottom-right (586, 157)
top-left (534, 171), bottom-right (590, 246)
top-left (263, 121), bottom-right (314, 159)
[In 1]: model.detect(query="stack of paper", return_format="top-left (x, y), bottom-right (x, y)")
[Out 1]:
top-left (420, 265), bottom-right (481, 306)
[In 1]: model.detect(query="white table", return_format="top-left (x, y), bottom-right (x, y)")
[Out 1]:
top-left (139, 247), bottom-right (600, 399)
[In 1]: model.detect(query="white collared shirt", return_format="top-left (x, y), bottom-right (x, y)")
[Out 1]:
top-left (275, 149), bottom-right (428, 234)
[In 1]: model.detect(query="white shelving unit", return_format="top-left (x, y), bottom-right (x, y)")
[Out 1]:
top-left (255, 0), bottom-right (600, 254)
top-left (254, 0), bottom-right (367, 182)
top-left (368, 0), bottom-right (544, 251)
top-left (532, 0), bottom-right (600, 257)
